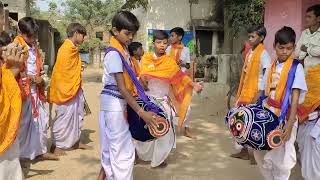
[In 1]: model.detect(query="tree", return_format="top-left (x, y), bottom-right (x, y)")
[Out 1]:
top-left (121, 0), bottom-right (148, 10)
top-left (227, 0), bottom-right (265, 37)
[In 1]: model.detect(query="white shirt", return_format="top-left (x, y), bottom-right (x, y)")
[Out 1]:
top-left (244, 49), bottom-right (272, 90)
top-left (26, 46), bottom-right (38, 94)
top-left (295, 27), bottom-right (320, 72)
top-left (166, 45), bottom-right (190, 72)
top-left (100, 50), bottom-right (131, 111)
top-left (261, 61), bottom-right (307, 110)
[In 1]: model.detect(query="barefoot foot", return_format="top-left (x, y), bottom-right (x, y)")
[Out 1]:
top-left (230, 148), bottom-right (249, 160)
top-left (36, 153), bottom-right (60, 161)
top-left (184, 127), bottom-right (196, 139)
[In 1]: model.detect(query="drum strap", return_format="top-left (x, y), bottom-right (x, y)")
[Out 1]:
top-left (105, 48), bottom-right (160, 113)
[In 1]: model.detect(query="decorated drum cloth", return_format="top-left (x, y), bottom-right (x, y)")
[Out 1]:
top-left (225, 103), bottom-right (283, 150)
top-left (127, 96), bottom-right (170, 142)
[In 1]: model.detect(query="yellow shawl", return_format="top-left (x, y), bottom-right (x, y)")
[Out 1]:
top-left (140, 52), bottom-right (193, 127)
top-left (108, 37), bottom-right (139, 95)
top-left (169, 44), bottom-right (184, 63)
top-left (49, 39), bottom-right (82, 104)
top-left (237, 44), bottom-right (264, 105)
top-left (265, 56), bottom-right (294, 116)
top-left (0, 65), bottom-right (22, 154)
top-left (297, 64), bottom-right (320, 123)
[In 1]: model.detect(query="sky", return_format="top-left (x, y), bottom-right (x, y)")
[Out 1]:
top-left (37, 0), bottom-right (49, 11)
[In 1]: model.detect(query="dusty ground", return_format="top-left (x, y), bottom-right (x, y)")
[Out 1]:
top-left (23, 66), bottom-right (303, 180)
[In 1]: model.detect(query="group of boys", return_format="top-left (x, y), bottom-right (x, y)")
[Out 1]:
top-left (0, 1), bottom-right (92, 179)
top-left (233, 4), bottom-right (320, 180)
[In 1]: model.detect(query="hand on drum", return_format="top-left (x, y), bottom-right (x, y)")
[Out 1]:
top-left (1, 43), bottom-right (27, 76)
top-left (281, 121), bottom-right (294, 142)
top-left (140, 110), bottom-right (158, 130)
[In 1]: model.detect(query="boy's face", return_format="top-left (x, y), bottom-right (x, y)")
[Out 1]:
top-left (274, 42), bottom-right (295, 62)
top-left (153, 39), bottom-right (168, 55)
top-left (135, 46), bottom-right (144, 57)
top-left (22, 34), bottom-right (37, 47)
top-left (248, 32), bottom-right (264, 48)
top-left (75, 32), bottom-right (85, 45)
top-left (306, 10), bottom-right (320, 28)
top-left (112, 27), bottom-right (135, 46)
top-left (169, 32), bottom-right (181, 45)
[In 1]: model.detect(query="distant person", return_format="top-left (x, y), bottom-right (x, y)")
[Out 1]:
top-left (49, 23), bottom-right (92, 156)
top-left (14, 17), bottom-right (58, 161)
top-left (166, 27), bottom-right (194, 138)
top-left (296, 4), bottom-right (320, 180)
top-left (232, 25), bottom-right (271, 163)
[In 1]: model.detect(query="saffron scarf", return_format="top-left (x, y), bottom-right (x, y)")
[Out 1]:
top-left (14, 35), bottom-right (45, 118)
top-left (169, 44), bottom-right (184, 63)
top-left (140, 52), bottom-right (193, 127)
top-left (0, 65), bottom-right (22, 154)
top-left (49, 39), bottom-right (82, 104)
top-left (108, 37), bottom-right (138, 95)
top-left (265, 56), bottom-right (294, 116)
top-left (297, 64), bottom-right (320, 123)
top-left (237, 44), bottom-right (265, 105)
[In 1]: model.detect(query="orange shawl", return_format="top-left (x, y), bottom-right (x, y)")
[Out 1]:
top-left (140, 52), bottom-right (193, 127)
top-left (169, 44), bottom-right (184, 63)
top-left (108, 37), bottom-right (138, 94)
top-left (265, 56), bottom-right (294, 116)
top-left (13, 35), bottom-right (45, 101)
top-left (49, 39), bottom-right (82, 104)
top-left (0, 65), bottom-right (22, 154)
top-left (237, 44), bottom-right (264, 105)
top-left (130, 56), bottom-right (141, 77)
top-left (297, 64), bottom-right (320, 123)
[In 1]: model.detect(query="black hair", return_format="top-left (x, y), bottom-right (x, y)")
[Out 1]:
top-left (274, 26), bottom-right (296, 45)
top-left (66, 23), bottom-right (87, 38)
top-left (111, 11), bottom-right (140, 35)
top-left (247, 25), bottom-right (267, 41)
top-left (153, 30), bottom-right (168, 42)
top-left (0, 31), bottom-right (11, 46)
top-left (18, 17), bottom-right (39, 37)
top-left (170, 27), bottom-right (185, 39)
top-left (307, 4), bottom-right (320, 17)
top-left (128, 42), bottom-right (142, 56)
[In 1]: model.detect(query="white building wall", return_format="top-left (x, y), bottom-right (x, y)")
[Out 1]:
top-left (132, 0), bottom-right (215, 50)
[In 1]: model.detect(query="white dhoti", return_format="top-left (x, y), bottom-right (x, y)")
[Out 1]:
top-left (0, 139), bottom-right (24, 180)
top-left (254, 121), bottom-right (298, 180)
top-left (297, 112), bottom-right (320, 180)
top-left (99, 111), bottom-right (134, 180)
top-left (52, 90), bottom-right (84, 149)
top-left (135, 98), bottom-right (176, 167)
top-left (19, 90), bottom-right (49, 160)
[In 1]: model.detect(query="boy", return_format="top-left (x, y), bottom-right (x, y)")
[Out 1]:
top-left (232, 25), bottom-right (271, 161)
top-left (0, 1), bottom-right (25, 176)
top-left (128, 41), bottom-right (143, 75)
top-left (296, 4), bottom-right (320, 180)
top-left (166, 27), bottom-right (194, 138)
top-left (97, 11), bottom-right (157, 180)
top-left (49, 23), bottom-right (91, 156)
top-left (254, 26), bottom-right (307, 180)
top-left (14, 17), bottom-right (58, 161)
top-left (136, 30), bottom-right (203, 168)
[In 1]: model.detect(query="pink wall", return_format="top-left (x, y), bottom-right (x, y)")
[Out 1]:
top-left (264, 0), bottom-right (320, 58)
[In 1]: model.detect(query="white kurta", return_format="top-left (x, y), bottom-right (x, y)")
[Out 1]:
top-left (254, 61), bottom-right (307, 180)
top-left (0, 139), bottom-right (24, 180)
top-left (99, 49), bottom-right (134, 180)
top-left (135, 78), bottom-right (176, 167)
top-left (52, 90), bottom-right (84, 149)
top-left (19, 47), bottom-right (49, 160)
top-left (297, 111), bottom-right (320, 180)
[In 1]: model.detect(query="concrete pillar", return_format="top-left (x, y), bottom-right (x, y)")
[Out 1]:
top-left (217, 54), bottom-right (231, 84)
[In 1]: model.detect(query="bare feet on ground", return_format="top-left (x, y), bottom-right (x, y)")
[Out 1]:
top-left (36, 153), bottom-right (60, 161)
top-left (97, 167), bottom-right (106, 180)
top-left (184, 127), bottom-right (196, 139)
top-left (230, 148), bottom-right (249, 160)
top-left (50, 145), bottom-right (67, 156)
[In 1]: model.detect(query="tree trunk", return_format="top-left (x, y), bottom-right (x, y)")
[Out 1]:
top-left (223, 0), bottom-right (233, 54)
